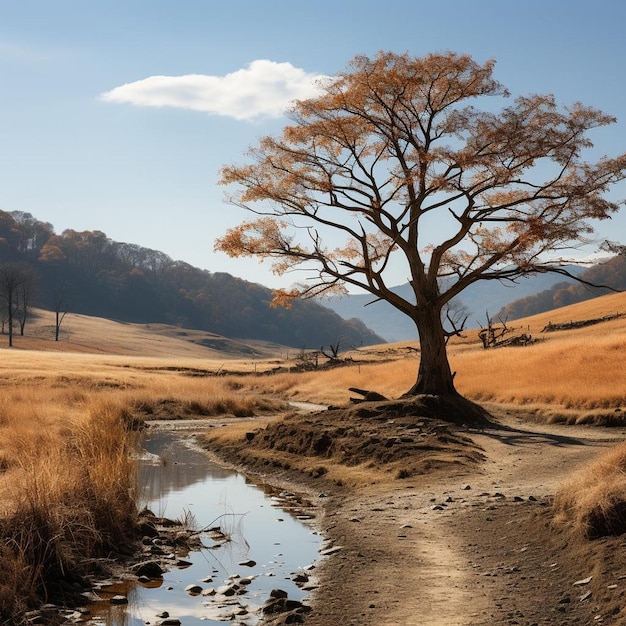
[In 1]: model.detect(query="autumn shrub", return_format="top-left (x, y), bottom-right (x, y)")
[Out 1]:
top-left (553, 441), bottom-right (626, 539)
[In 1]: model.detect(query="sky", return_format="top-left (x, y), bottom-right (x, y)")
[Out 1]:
top-left (1, 0), bottom-right (626, 290)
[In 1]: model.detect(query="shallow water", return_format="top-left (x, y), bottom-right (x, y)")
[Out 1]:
top-left (85, 427), bottom-right (320, 625)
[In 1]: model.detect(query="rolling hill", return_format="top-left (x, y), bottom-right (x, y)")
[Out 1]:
top-left (16, 307), bottom-right (291, 359)
top-left (0, 210), bottom-right (384, 349)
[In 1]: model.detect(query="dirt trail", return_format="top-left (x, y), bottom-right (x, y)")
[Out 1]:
top-left (302, 416), bottom-right (626, 626)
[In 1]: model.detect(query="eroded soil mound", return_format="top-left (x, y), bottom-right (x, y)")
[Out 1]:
top-left (204, 396), bottom-right (489, 482)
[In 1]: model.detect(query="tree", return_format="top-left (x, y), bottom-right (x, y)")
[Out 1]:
top-left (10, 211), bottom-right (54, 259)
top-left (50, 281), bottom-right (71, 341)
top-left (0, 263), bottom-right (32, 347)
top-left (15, 264), bottom-right (36, 336)
top-left (216, 51), bottom-right (626, 410)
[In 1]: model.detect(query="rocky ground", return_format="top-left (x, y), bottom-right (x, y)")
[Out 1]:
top-left (201, 400), bottom-right (626, 626)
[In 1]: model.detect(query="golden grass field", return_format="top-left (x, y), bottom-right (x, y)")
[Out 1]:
top-left (2, 292), bottom-right (625, 429)
top-left (0, 292), bottom-right (625, 620)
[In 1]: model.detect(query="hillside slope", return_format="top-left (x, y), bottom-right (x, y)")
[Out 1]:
top-left (497, 254), bottom-right (626, 319)
top-left (0, 210), bottom-right (384, 349)
top-left (11, 308), bottom-right (291, 359)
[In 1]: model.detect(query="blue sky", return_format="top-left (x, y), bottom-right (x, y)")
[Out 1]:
top-left (1, 0), bottom-right (625, 289)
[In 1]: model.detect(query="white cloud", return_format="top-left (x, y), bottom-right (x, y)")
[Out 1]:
top-left (100, 60), bottom-right (330, 121)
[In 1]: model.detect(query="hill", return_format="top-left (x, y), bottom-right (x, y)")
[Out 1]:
top-left (0, 211), bottom-right (383, 349)
top-left (14, 307), bottom-right (292, 360)
top-left (496, 254), bottom-right (626, 319)
top-left (324, 267), bottom-right (585, 341)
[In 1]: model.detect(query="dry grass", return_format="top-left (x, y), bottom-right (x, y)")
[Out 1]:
top-left (11, 308), bottom-right (291, 361)
top-left (10, 294), bottom-right (626, 418)
top-left (0, 317), bottom-right (290, 622)
top-left (450, 296), bottom-right (626, 411)
top-left (0, 400), bottom-right (139, 621)
top-left (553, 441), bottom-right (626, 539)
top-left (248, 291), bottom-right (626, 418)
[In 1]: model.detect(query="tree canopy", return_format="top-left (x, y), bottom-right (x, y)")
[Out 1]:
top-left (216, 51), bottom-right (626, 402)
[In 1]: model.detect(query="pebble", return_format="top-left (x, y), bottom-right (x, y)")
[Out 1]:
top-left (109, 595), bottom-right (128, 605)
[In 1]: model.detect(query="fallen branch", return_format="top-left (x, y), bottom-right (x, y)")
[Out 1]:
top-left (348, 387), bottom-right (389, 403)
top-left (541, 313), bottom-right (624, 332)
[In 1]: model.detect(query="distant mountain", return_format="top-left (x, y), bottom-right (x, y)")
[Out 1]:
top-left (0, 210), bottom-right (384, 349)
top-left (497, 255), bottom-right (626, 320)
top-left (324, 268), bottom-right (587, 342)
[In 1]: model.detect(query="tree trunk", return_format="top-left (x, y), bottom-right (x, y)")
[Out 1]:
top-left (399, 304), bottom-right (492, 425)
top-left (7, 297), bottom-right (13, 348)
top-left (404, 305), bottom-right (457, 397)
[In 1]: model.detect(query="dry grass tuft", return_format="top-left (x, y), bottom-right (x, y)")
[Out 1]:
top-left (553, 442), bottom-right (626, 539)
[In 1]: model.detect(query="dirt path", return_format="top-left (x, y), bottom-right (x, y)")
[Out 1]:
top-left (299, 415), bottom-right (626, 626)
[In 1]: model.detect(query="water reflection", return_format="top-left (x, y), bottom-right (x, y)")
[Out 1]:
top-left (85, 428), bottom-right (320, 626)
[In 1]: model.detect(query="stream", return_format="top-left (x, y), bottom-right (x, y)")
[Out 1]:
top-left (83, 424), bottom-right (321, 625)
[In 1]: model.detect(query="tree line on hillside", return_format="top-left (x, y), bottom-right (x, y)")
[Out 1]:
top-left (496, 254), bottom-right (626, 320)
top-left (0, 210), bottom-right (383, 348)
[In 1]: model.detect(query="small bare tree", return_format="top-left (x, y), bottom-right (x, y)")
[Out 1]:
top-left (478, 311), bottom-right (531, 348)
top-left (50, 281), bottom-right (71, 341)
top-left (478, 311), bottom-right (509, 348)
top-left (320, 338), bottom-right (343, 362)
top-left (15, 265), bottom-right (36, 336)
top-left (0, 263), bottom-right (33, 347)
top-left (443, 299), bottom-right (469, 345)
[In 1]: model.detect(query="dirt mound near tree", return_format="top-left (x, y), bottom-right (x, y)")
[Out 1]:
top-left (203, 396), bottom-right (489, 482)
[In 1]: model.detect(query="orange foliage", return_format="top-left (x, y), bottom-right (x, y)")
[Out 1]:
top-left (218, 50), bottom-right (626, 302)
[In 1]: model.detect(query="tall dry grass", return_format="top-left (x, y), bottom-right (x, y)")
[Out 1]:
top-left (0, 400), bottom-right (139, 622)
top-left (451, 318), bottom-right (626, 411)
top-left (242, 293), bottom-right (626, 417)
top-left (8, 291), bottom-right (625, 417)
top-left (236, 329), bottom-right (625, 415)
top-left (553, 441), bottom-right (626, 539)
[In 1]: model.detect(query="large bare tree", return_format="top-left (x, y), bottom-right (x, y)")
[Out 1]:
top-left (216, 51), bottom-right (626, 409)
